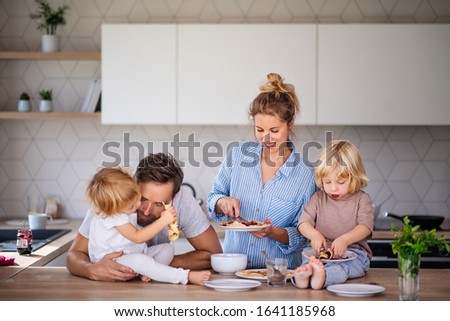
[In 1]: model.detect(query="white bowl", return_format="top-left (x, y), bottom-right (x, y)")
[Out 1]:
top-left (211, 253), bottom-right (247, 275)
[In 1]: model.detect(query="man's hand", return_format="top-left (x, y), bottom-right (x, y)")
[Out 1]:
top-left (89, 251), bottom-right (138, 281)
top-left (66, 233), bottom-right (139, 282)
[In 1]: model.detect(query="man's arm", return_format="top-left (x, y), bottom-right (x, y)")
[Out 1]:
top-left (66, 232), bottom-right (137, 281)
top-left (169, 226), bottom-right (222, 270)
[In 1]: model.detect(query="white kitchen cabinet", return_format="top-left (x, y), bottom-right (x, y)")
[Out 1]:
top-left (178, 24), bottom-right (317, 125)
top-left (102, 25), bottom-right (177, 124)
top-left (318, 25), bottom-right (450, 125)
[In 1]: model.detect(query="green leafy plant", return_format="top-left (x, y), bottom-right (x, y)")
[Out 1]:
top-left (20, 92), bottom-right (30, 100)
top-left (39, 89), bottom-right (52, 100)
top-left (391, 216), bottom-right (449, 279)
top-left (391, 216), bottom-right (450, 257)
top-left (30, 0), bottom-right (70, 35)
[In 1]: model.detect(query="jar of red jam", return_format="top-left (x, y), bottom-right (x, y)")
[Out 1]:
top-left (17, 229), bottom-right (33, 255)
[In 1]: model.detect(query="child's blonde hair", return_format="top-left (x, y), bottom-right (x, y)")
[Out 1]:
top-left (315, 140), bottom-right (368, 194)
top-left (86, 167), bottom-right (140, 216)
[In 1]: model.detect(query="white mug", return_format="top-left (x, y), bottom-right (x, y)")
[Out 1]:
top-left (28, 213), bottom-right (52, 230)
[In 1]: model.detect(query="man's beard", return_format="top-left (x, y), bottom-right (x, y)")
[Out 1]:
top-left (136, 210), bottom-right (158, 227)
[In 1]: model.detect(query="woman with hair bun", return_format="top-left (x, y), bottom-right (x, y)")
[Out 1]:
top-left (208, 73), bottom-right (316, 269)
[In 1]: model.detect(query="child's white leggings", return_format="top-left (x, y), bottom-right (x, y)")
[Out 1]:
top-left (115, 243), bottom-right (189, 285)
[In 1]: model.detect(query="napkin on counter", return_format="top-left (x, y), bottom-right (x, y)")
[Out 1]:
top-left (0, 255), bottom-right (15, 266)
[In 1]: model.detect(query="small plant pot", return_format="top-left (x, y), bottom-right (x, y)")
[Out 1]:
top-left (42, 35), bottom-right (59, 52)
top-left (18, 100), bottom-right (31, 112)
top-left (39, 100), bottom-right (53, 112)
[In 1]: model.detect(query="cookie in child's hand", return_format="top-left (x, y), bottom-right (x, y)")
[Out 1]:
top-left (168, 221), bottom-right (179, 241)
top-left (163, 201), bottom-right (179, 241)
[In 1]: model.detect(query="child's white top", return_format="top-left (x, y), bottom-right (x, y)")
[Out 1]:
top-left (88, 212), bottom-right (146, 263)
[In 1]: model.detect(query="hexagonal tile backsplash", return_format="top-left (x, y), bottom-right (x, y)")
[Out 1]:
top-left (1, 121), bottom-right (449, 223)
top-left (0, 0), bottom-right (449, 222)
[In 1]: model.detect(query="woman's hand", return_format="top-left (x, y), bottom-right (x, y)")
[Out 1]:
top-left (216, 197), bottom-right (241, 218)
top-left (249, 218), bottom-right (272, 238)
top-left (249, 218), bottom-right (289, 245)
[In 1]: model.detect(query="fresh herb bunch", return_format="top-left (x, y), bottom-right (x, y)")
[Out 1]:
top-left (20, 92), bottom-right (30, 100)
top-left (391, 216), bottom-right (450, 258)
top-left (39, 89), bottom-right (52, 100)
top-left (30, 0), bottom-right (70, 35)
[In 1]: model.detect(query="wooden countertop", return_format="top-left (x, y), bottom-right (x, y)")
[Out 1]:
top-left (0, 267), bottom-right (449, 301)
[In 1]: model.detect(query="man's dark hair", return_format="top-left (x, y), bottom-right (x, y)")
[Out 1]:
top-left (135, 153), bottom-right (184, 197)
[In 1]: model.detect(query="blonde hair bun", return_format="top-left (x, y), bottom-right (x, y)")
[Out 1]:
top-left (249, 72), bottom-right (300, 126)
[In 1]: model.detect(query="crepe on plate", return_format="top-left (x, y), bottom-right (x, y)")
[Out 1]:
top-left (219, 220), bottom-right (266, 227)
top-left (318, 248), bottom-right (334, 260)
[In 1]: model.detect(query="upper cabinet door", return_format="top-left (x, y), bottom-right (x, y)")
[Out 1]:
top-left (102, 25), bottom-right (177, 124)
top-left (178, 24), bottom-right (317, 125)
top-left (318, 25), bottom-right (450, 125)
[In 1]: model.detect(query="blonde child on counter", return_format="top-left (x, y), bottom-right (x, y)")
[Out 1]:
top-left (86, 167), bottom-right (210, 285)
top-left (294, 140), bottom-right (374, 289)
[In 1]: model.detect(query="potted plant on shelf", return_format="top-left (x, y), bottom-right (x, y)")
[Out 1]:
top-left (39, 89), bottom-right (53, 112)
top-left (18, 92), bottom-right (31, 112)
top-left (391, 216), bottom-right (449, 301)
top-left (30, 0), bottom-right (70, 52)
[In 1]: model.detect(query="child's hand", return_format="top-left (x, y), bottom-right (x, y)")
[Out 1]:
top-left (160, 205), bottom-right (177, 225)
top-left (310, 235), bottom-right (327, 255)
top-left (331, 238), bottom-right (348, 258)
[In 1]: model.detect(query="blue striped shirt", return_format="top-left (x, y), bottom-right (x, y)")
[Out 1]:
top-left (208, 141), bottom-right (316, 269)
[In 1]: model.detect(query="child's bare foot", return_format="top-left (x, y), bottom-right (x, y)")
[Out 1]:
top-left (293, 264), bottom-right (312, 289)
top-left (139, 275), bottom-right (151, 282)
top-left (188, 270), bottom-right (211, 285)
top-left (309, 256), bottom-right (326, 289)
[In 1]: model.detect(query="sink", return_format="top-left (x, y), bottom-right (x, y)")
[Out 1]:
top-left (0, 229), bottom-right (71, 252)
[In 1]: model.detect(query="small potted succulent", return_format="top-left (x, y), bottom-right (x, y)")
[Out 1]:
top-left (18, 92), bottom-right (31, 112)
top-left (39, 89), bottom-right (53, 112)
top-left (30, 0), bottom-right (70, 52)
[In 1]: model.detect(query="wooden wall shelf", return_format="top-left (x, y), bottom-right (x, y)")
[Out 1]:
top-left (0, 52), bottom-right (100, 60)
top-left (0, 112), bottom-right (101, 120)
top-left (0, 52), bottom-right (101, 120)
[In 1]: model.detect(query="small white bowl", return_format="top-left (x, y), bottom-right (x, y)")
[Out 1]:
top-left (211, 253), bottom-right (247, 275)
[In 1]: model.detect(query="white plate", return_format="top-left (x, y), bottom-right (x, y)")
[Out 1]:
top-left (302, 249), bottom-right (357, 263)
top-left (5, 219), bottom-right (70, 226)
top-left (205, 279), bottom-right (262, 292)
top-left (220, 224), bottom-right (270, 232)
top-left (235, 269), bottom-right (294, 280)
top-left (327, 284), bottom-right (385, 297)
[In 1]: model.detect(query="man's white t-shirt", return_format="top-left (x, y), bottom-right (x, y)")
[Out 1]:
top-left (80, 188), bottom-right (211, 247)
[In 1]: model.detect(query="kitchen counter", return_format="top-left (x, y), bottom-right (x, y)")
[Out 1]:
top-left (0, 220), bottom-right (81, 283)
top-left (371, 229), bottom-right (450, 240)
top-left (0, 266), bottom-right (449, 301)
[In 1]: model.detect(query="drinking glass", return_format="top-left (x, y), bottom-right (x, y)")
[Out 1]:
top-left (266, 258), bottom-right (288, 287)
